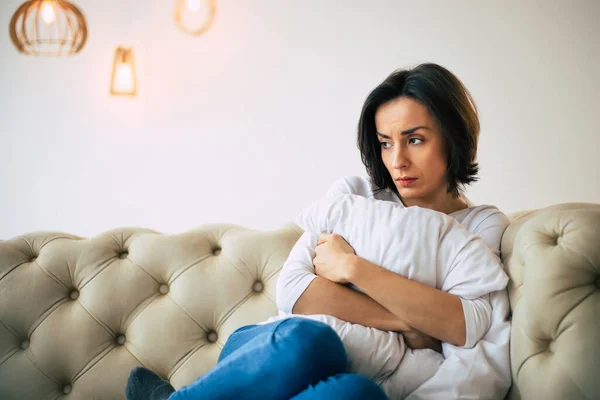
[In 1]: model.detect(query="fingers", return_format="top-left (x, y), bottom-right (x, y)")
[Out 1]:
top-left (317, 233), bottom-right (332, 245)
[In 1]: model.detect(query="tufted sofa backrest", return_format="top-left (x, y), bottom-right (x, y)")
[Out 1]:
top-left (0, 223), bottom-right (302, 399)
top-left (2, 202), bottom-right (600, 400)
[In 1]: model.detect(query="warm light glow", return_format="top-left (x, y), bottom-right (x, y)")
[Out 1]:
top-left (110, 47), bottom-right (137, 96)
top-left (41, 1), bottom-right (56, 24)
top-left (174, 0), bottom-right (216, 36)
top-left (114, 64), bottom-right (134, 93)
top-left (188, 0), bottom-right (201, 12)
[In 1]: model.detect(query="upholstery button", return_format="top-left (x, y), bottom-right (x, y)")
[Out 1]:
top-left (252, 281), bottom-right (264, 293)
top-left (159, 284), bottom-right (169, 295)
top-left (118, 250), bottom-right (129, 259)
top-left (70, 290), bottom-right (79, 300)
top-left (212, 247), bottom-right (221, 256)
top-left (116, 334), bottom-right (126, 345)
top-left (207, 331), bottom-right (218, 343)
top-left (21, 340), bottom-right (30, 349)
top-left (30, 256), bottom-right (37, 263)
top-left (63, 384), bottom-right (72, 394)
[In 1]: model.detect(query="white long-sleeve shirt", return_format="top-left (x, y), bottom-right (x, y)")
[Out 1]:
top-left (276, 176), bottom-right (512, 399)
top-left (276, 175), bottom-right (510, 348)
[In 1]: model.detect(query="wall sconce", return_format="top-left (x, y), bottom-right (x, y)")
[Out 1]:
top-left (174, 0), bottom-right (216, 36)
top-left (110, 47), bottom-right (137, 97)
top-left (9, 0), bottom-right (87, 56)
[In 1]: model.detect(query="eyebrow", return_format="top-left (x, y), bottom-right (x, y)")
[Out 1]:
top-left (376, 126), bottom-right (429, 139)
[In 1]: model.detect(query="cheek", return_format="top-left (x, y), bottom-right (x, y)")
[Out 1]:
top-left (432, 153), bottom-right (447, 174)
top-left (421, 147), bottom-right (448, 179)
top-left (433, 157), bottom-right (449, 182)
top-left (380, 151), bottom-right (392, 170)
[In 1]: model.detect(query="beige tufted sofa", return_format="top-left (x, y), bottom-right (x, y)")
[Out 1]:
top-left (1, 203), bottom-right (599, 400)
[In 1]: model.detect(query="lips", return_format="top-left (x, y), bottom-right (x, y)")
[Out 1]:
top-left (396, 177), bottom-right (417, 187)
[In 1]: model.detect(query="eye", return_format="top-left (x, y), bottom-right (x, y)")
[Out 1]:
top-left (408, 137), bottom-right (424, 145)
top-left (379, 141), bottom-right (392, 149)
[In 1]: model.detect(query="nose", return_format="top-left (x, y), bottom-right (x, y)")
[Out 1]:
top-left (391, 144), bottom-right (409, 170)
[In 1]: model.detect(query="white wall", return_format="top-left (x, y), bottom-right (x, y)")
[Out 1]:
top-left (1, 0), bottom-right (599, 239)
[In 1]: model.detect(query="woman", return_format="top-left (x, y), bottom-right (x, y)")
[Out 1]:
top-left (126, 63), bottom-right (511, 400)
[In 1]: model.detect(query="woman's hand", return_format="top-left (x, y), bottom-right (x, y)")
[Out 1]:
top-left (313, 233), bottom-right (356, 284)
top-left (403, 329), bottom-right (443, 354)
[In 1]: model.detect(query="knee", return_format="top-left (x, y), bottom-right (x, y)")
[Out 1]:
top-left (335, 374), bottom-right (388, 399)
top-left (275, 318), bottom-right (347, 372)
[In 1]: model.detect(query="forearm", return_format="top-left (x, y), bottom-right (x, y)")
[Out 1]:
top-left (346, 255), bottom-right (466, 346)
top-left (292, 276), bottom-right (413, 332)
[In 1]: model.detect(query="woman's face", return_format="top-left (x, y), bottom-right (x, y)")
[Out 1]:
top-left (375, 97), bottom-right (451, 210)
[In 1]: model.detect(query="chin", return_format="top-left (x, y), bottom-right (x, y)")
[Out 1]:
top-left (396, 187), bottom-right (421, 200)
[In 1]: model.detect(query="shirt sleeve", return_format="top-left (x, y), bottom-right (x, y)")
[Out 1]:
top-left (458, 210), bottom-right (510, 348)
top-left (460, 295), bottom-right (492, 348)
top-left (276, 177), bottom-right (355, 313)
top-left (471, 210), bottom-right (511, 258)
top-left (275, 231), bottom-right (319, 314)
top-left (324, 176), bottom-right (354, 197)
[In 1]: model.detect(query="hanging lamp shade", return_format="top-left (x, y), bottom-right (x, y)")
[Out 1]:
top-left (9, 0), bottom-right (88, 56)
top-left (110, 47), bottom-right (137, 97)
top-left (174, 0), bottom-right (216, 36)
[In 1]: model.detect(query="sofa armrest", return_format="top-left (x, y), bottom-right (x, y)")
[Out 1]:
top-left (501, 203), bottom-right (600, 400)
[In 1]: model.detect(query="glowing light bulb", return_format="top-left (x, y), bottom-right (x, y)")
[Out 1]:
top-left (110, 47), bottom-right (137, 96)
top-left (114, 63), bottom-right (134, 93)
top-left (175, 0), bottom-right (216, 35)
top-left (188, 0), bottom-right (201, 12)
top-left (41, 1), bottom-right (56, 24)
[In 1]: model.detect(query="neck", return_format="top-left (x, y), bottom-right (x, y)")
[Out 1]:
top-left (401, 192), bottom-right (468, 215)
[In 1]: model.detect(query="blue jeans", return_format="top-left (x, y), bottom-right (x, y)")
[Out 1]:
top-left (170, 318), bottom-right (388, 400)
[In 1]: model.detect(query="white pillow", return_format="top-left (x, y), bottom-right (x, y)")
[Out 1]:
top-left (294, 193), bottom-right (508, 299)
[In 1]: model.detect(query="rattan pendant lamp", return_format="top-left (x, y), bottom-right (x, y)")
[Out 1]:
top-left (9, 0), bottom-right (88, 56)
top-left (174, 0), bottom-right (216, 36)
